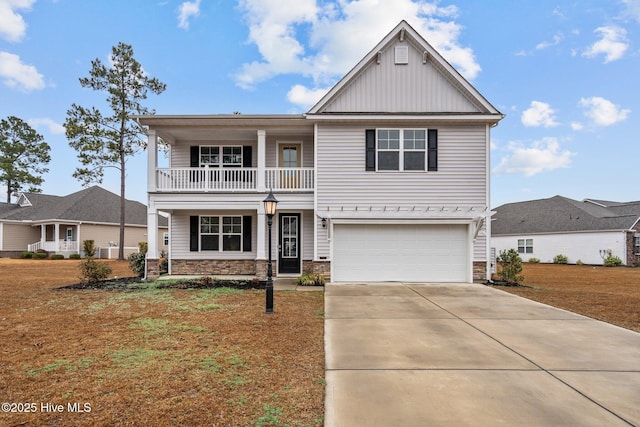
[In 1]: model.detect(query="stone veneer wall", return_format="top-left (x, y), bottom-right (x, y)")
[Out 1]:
top-left (303, 260), bottom-right (331, 280)
top-left (171, 259), bottom-right (257, 276)
top-left (626, 227), bottom-right (640, 267)
top-left (146, 258), bottom-right (160, 280)
top-left (473, 261), bottom-right (487, 282)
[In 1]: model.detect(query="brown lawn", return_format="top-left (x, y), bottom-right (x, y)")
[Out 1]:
top-left (496, 263), bottom-right (640, 333)
top-left (0, 259), bottom-right (324, 426)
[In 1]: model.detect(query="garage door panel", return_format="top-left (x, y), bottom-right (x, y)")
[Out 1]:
top-left (333, 224), bottom-right (468, 282)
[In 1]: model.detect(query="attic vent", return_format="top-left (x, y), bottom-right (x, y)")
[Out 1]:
top-left (395, 46), bottom-right (409, 64)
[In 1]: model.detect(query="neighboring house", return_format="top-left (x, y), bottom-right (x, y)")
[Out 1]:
top-left (140, 20), bottom-right (503, 282)
top-left (492, 196), bottom-right (640, 266)
top-left (0, 186), bottom-right (168, 258)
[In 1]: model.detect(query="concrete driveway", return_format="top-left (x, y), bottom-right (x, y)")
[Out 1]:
top-left (324, 282), bottom-right (640, 426)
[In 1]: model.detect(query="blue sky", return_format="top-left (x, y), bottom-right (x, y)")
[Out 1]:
top-left (1, 0), bottom-right (638, 208)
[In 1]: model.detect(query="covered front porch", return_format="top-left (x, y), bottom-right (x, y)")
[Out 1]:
top-left (27, 222), bottom-right (81, 254)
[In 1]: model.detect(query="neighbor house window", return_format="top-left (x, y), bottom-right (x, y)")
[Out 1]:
top-left (635, 235), bottom-right (640, 254)
top-left (163, 232), bottom-right (169, 246)
top-left (517, 239), bottom-right (533, 254)
top-left (376, 129), bottom-right (427, 171)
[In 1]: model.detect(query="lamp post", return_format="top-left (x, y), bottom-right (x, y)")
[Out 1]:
top-left (263, 190), bottom-right (278, 313)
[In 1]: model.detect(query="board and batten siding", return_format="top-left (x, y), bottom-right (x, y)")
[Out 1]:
top-left (321, 38), bottom-right (482, 114)
top-left (315, 124), bottom-right (488, 260)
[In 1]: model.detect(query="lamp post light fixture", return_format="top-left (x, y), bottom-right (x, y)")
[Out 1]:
top-left (263, 190), bottom-right (278, 313)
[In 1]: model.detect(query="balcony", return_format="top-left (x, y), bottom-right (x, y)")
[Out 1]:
top-left (155, 167), bottom-right (314, 192)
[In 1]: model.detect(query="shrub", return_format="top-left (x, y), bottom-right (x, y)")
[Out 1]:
top-left (528, 257), bottom-right (540, 263)
top-left (604, 255), bottom-right (622, 267)
top-left (296, 273), bottom-right (326, 286)
top-left (128, 251), bottom-right (146, 277)
top-left (576, 259), bottom-right (584, 265)
top-left (20, 251), bottom-right (33, 259)
top-left (69, 253), bottom-right (81, 260)
top-left (51, 254), bottom-right (65, 260)
top-left (79, 259), bottom-right (113, 283)
top-left (83, 240), bottom-right (96, 258)
top-left (553, 254), bottom-right (568, 264)
top-left (32, 252), bottom-right (47, 259)
top-left (496, 249), bottom-right (524, 284)
top-left (138, 241), bottom-right (148, 255)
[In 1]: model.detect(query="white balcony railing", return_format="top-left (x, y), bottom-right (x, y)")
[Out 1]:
top-left (156, 167), bottom-right (314, 192)
top-left (27, 240), bottom-right (77, 252)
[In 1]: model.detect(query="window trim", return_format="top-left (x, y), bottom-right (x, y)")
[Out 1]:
top-left (199, 215), bottom-right (244, 252)
top-left (517, 238), bottom-right (534, 254)
top-left (199, 145), bottom-right (243, 168)
top-left (375, 128), bottom-right (427, 172)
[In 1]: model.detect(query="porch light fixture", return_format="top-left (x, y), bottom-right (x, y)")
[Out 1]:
top-left (263, 190), bottom-right (279, 313)
top-left (321, 218), bottom-right (327, 228)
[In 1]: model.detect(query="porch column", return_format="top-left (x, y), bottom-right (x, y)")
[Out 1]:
top-left (147, 129), bottom-right (158, 192)
top-left (54, 223), bottom-right (60, 252)
top-left (257, 130), bottom-right (266, 192)
top-left (77, 224), bottom-right (82, 253)
top-left (40, 224), bottom-right (46, 246)
top-left (147, 201), bottom-right (158, 259)
top-left (257, 204), bottom-right (266, 259)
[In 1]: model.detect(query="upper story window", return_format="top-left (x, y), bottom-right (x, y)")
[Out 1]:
top-left (199, 146), bottom-right (242, 167)
top-left (366, 128), bottom-right (437, 172)
top-left (518, 239), bottom-right (533, 254)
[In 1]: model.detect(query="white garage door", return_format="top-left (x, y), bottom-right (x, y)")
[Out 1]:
top-left (332, 223), bottom-right (469, 282)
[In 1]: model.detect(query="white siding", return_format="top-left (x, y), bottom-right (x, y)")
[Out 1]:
top-left (315, 124), bottom-right (488, 260)
top-left (492, 231), bottom-right (627, 265)
top-left (322, 39), bottom-right (482, 113)
top-left (1, 223), bottom-right (39, 251)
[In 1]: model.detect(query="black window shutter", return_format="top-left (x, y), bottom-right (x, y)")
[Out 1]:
top-left (365, 129), bottom-right (376, 171)
top-left (427, 129), bottom-right (438, 171)
top-left (190, 146), bottom-right (199, 167)
top-left (242, 146), bottom-right (252, 167)
top-left (189, 216), bottom-right (199, 252)
top-left (242, 216), bottom-right (252, 252)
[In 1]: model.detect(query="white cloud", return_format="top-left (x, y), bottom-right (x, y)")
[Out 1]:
top-left (177, 0), bottom-right (201, 30)
top-left (287, 84), bottom-right (330, 109)
top-left (570, 121), bottom-right (584, 131)
top-left (582, 26), bottom-right (628, 63)
top-left (28, 118), bottom-right (65, 135)
top-left (0, 0), bottom-right (34, 42)
top-left (620, 0), bottom-right (640, 23)
top-left (235, 0), bottom-right (481, 95)
top-left (535, 32), bottom-right (564, 50)
top-left (493, 138), bottom-right (574, 176)
top-left (579, 96), bottom-right (630, 126)
top-left (521, 101), bottom-right (559, 128)
top-left (0, 51), bottom-right (45, 91)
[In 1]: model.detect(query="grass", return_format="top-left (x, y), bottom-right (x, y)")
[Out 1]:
top-left (0, 259), bottom-right (325, 426)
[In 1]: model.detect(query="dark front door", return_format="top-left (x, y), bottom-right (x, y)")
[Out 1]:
top-left (278, 213), bottom-right (300, 274)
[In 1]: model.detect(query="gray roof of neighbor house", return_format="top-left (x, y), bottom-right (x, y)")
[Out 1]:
top-left (492, 196), bottom-right (640, 235)
top-left (0, 186), bottom-right (167, 227)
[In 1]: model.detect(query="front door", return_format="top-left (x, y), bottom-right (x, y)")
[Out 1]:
top-left (278, 213), bottom-right (300, 274)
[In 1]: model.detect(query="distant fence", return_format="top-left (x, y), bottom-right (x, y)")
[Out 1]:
top-left (97, 247), bottom-right (139, 259)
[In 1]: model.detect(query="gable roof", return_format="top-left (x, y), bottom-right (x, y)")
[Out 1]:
top-left (308, 20), bottom-right (503, 120)
top-left (492, 196), bottom-right (640, 235)
top-left (0, 186), bottom-right (167, 227)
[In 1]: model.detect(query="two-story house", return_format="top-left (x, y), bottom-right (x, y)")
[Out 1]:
top-left (140, 20), bottom-right (503, 282)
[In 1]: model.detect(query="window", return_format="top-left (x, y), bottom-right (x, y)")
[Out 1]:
top-left (376, 129), bottom-right (427, 171)
top-left (200, 216), bottom-right (219, 250)
top-left (199, 146), bottom-right (242, 167)
top-left (163, 232), bottom-right (169, 246)
top-left (200, 146), bottom-right (219, 166)
top-left (198, 216), bottom-right (244, 251)
top-left (222, 147), bottom-right (242, 166)
top-left (517, 239), bottom-right (533, 254)
top-left (222, 216), bottom-right (242, 251)
top-left (635, 235), bottom-right (640, 255)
